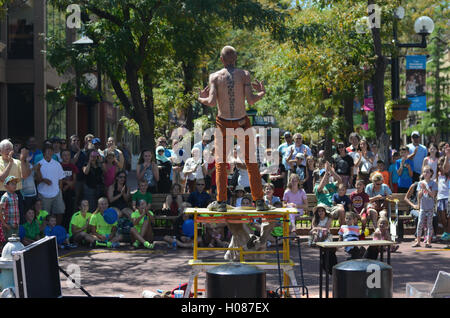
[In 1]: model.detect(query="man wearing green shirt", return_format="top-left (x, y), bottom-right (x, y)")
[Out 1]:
top-left (70, 199), bottom-right (96, 246)
top-left (314, 161), bottom-right (345, 226)
top-left (89, 197), bottom-right (120, 247)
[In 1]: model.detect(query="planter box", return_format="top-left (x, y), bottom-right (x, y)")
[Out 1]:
top-left (392, 104), bottom-right (410, 121)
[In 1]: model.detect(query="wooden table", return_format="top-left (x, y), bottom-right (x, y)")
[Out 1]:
top-left (316, 240), bottom-right (395, 298)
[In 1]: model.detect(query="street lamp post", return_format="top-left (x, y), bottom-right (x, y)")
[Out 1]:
top-left (390, 9), bottom-right (434, 150)
top-left (73, 34), bottom-right (99, 134)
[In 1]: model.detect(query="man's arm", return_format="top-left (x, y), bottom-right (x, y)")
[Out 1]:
top-left (244, 71), bottom-right (265, 105)
top-left (198, 74), bottom-right (218, 107)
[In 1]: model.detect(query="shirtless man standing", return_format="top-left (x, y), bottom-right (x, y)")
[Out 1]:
top-left (198, 45), bottom-right (269, 213)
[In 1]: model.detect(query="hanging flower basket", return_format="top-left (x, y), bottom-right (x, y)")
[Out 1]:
top-left (390, 99), bottom-right (411, 121)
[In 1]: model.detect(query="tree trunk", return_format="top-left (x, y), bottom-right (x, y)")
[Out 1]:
top-left (142, 74), bottom-right (155, 152)
top-left (369, 0), bottom-right (390, 165)
top-left (343, 95), bottom-right (354, 139)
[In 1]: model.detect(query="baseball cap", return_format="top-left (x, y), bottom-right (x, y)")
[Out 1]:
top-left (296, 153), bottom-right (305, 159)
top-left (92, 138), bottom-right (101, 144)
top-left (284, 131), bottom-right (291, 137)
top-left (103, 208), bottom-right (118, 225)
top-left (4, 176), bottom-right (18, 186)
top-left (319, 169), bottom-right (326, 176)
top-left (411, 131), bottom-right (420, 138)
top-left (50, 137), bottom-right (61, 143)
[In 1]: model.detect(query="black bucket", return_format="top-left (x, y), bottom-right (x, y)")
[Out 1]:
top-left (206, 263), bottom-right (266, 298)
top-left (333, 259), bottom-right (393, 298)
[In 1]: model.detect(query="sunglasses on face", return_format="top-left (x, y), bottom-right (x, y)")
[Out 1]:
top-left (118, 175), bottom-right (126, 179)
top-left (197, 184), bottom-right (205, 186)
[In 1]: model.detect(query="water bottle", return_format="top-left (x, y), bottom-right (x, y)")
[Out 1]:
top-left (172, 236), bottom-right (177, 250)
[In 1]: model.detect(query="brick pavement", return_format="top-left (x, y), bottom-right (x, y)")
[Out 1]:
top-left (57, 235), bottom-right (449, 298)
top-left (57, 170), bottom-right (449, 298)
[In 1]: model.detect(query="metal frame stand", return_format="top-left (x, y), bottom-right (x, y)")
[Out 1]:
top-left (275, 236), bottom-right (308, 298)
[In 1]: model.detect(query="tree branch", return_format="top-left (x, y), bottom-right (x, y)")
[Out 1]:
top-left (110, 77), bottom-right (135, 118)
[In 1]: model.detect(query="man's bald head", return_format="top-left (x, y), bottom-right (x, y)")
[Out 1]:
top-left (220, 46), bottom-right (237, 65)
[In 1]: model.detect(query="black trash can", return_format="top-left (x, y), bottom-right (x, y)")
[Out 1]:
top-left (206, 263), bottom-right (266, 298)
top-left (333, 259), bottom-right (392, 298)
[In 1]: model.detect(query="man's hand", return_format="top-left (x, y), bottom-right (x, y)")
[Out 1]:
top-left (42, 178), bottom-right (52, 186)
top-left (199, 86), bottom-right (210, 100)
top-left (252, 80), bottom-right (265, 93)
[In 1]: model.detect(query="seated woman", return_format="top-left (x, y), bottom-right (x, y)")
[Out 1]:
top-left (107, 170), bottom-right (133, 219)
top-left (365, 172), bottom-right (393, 229)
top-left (163, 183), bottom-right (189, 216)
top-left (69, 199), bottom-right (96, 247)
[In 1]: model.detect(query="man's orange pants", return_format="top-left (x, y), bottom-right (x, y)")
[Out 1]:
top-left (214, 116), bottom-right (263, 203)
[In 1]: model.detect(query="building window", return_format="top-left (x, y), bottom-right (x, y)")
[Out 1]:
top-left (8, 84), bottom-right (34, 140)
top-left (7, 0), bottom-right (34, 59)
top-left (47, 88), bottom-right (66, 140)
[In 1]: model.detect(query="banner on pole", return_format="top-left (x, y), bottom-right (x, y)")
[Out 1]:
top-left (363, 82), bottom-right (374, 111)
top-left (406, 55), bottom-right (427, 111)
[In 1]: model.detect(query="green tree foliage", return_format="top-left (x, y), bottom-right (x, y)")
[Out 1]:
top-left (46, 0), bottom-right (285, 152)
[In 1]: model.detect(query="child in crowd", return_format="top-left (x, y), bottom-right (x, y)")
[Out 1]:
top-left (332, 184), bottom-right (352, 212)
top-left (20, 208), bottom-right (41, 246)
top-left (33, 198), bottom-right (49, 233)
top-left (309, 203), bottom-right (333, 247)
top-left (338, 212), bottom-right (365, 259)
top-left (263, 183), bottom-right (281, 206)
top-left (366, 217), bottom-right (399, 260)
top-left (437, 156), bottom-right (450, 241)
top-left (289, 153), bottom-right (308, 185)
top-left (313, 158), bottom-right (326, 186)
top-left (412, 165), bottom-right (438, 248)
top-left (373, 160), bottom-right (390, 190)
top-left (233, 185), bottom-right (246, 207)
top-left (131, 200), bottom-right (155, 249)
top-left (69, 199), bottom-right (96, 247)
top-left (0, 176), bottom-right (20, 239)
top-left (350, 180), bottom-right (370, 238)
top-left (388, 152), bottom-right (400, 193)
top-left (267, 201), bottom-right (284, 246)
top-left (132, 179), bottom-right (152, 211)
top-left (44, 214), bottom-right (75, 249)
top-left (283, 173), bottom-right (308, 235)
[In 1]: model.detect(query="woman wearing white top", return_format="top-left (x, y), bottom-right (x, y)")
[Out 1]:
top-left (183, 147), bottom-right (206, 193)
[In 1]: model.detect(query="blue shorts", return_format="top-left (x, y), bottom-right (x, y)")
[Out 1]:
top-left (437, 199), bottom-right (449, 216)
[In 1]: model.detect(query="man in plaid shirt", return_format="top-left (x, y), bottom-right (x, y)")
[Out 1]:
top-left (0, 176), bottom-right (20, 239)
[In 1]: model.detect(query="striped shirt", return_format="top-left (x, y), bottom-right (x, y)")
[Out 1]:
top-left (1, 191), bottom-right (19, 226)
top-left (338, 225), bottom-right (360, 252)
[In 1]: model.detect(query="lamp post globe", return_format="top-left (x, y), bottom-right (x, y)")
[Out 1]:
top-left (394, 6), bottom-right (405, 19)
top-left (414, 16), bottom-right (435, 35)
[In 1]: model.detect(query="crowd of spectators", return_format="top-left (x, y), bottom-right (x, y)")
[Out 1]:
top-left (0, 129), bottom-right (448, 253)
